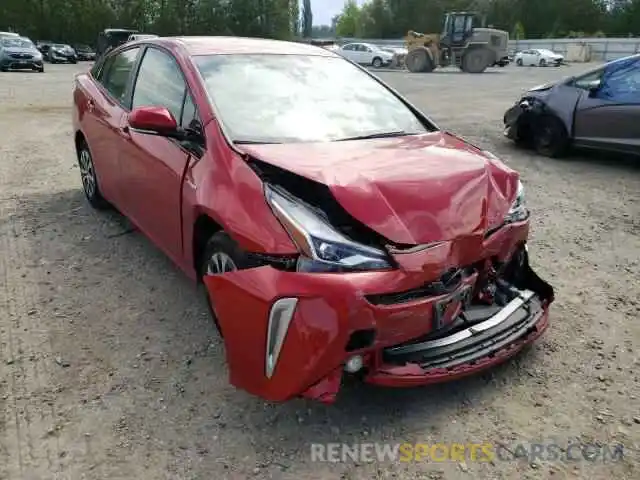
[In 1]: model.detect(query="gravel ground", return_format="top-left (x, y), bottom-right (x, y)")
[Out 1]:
top-left (0, 62), bottom-right (638, 480)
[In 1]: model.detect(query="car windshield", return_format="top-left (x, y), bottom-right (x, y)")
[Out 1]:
top-left (1, 37), bottom-right (34, 49)
top-left (537, 49), bottom-right (555, 55)
top-left (195, 54), bottom-right (429, 143)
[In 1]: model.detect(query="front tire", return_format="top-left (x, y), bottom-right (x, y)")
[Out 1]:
top-left (77, 141), bottom-right (109, 209)
top-left (199, 232), bottom-right (256, 336)
top-left (516, 58), bottom-right (523, 66)
top-left (539, 58), bottom-right (547, 67)
top-left (405, 48), bottom-right (434, 73)
top-left (372, 57), bottom-right (383, 68)
top-left (533, 115), bottom-right (569, 158)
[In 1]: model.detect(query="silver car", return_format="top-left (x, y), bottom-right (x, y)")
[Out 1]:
top-left (0, 36), bottom-right (44, 72)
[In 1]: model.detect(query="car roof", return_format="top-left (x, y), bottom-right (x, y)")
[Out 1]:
top-left (104, 28), bottom-right (138, 33)
top-left (151, 36), bottom-right (336, 57)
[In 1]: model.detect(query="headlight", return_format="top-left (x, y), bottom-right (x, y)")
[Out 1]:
top-left (34, 52), bottom-right (42, 60)
top-left (504, 180), bottom-right (529, 223)
top-left (265, 185), bottom-right (393, 273)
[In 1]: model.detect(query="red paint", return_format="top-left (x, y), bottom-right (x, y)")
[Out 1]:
top-left (203, 220), bottom-right (544, 403)
top-left (128, 106), bottom-right (178, 133)
top-left (238, 133), bottom-right (519, 245)
top-left (73, 37), bottom-right (553, 404)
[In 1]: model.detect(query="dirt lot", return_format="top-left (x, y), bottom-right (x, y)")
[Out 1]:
top-left (0, 62), bottom-right (638, 480)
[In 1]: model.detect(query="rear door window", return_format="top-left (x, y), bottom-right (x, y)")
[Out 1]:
top-left (99, 48), bottom-right (140, 105)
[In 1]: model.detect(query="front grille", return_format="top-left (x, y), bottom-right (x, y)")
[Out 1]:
top-left (366, 267), bottom-right (472, 305)
top-left (383, 295), bottom-right (544, 369)
top-left (10, 53), bottom-right (33, 59)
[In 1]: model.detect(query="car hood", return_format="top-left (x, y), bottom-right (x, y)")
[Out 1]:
top-left (238, 132), bottom-right (520, 245)
top-left (2, 47), bottom-right (39, 55)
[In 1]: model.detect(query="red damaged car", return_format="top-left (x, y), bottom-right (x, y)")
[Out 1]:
top-left (72, 36), bottom-right (554, 404)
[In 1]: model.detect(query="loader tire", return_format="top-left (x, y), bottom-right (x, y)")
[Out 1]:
top-left (461, 49), bottom-right (490, 73)
top-left (405, 48), bottom-right (434, 73)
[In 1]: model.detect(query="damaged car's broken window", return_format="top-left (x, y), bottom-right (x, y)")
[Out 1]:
top-left (195, 54), bottom-right (431, 144)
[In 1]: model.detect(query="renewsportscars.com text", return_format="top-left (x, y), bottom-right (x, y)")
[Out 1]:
top-left (310, 442), bottom-right (624, 464)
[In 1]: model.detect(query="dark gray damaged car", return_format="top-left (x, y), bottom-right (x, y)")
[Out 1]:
top-left (504, 54), bottom-right (640, 158)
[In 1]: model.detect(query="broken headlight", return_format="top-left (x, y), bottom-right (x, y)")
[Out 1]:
top-left (265, 185), bottom-right (393, 273)
top-left (504, 179), bottom-right (529, 224)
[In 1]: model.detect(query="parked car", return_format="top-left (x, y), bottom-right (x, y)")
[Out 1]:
top-left (35, 40), bottom-right (53, 55)
top-left (514, 49), bottom-right (564, 67)
top-left (0, 36), bottom-right (44, 72)
top-left (47, 43), bottom-right (77, 63)
top-left (338, 42), bottom-right (394, 68)
top-left (72, 37), bottom-right (554, 404)
top-left (73, 44), bottom-right (96, 61)
top-left (504, 54), bottom-right (640, 157)
top-left (127, 34), bottom-right (158, 42)
top-left (96, 28), bottom-right (138, 59)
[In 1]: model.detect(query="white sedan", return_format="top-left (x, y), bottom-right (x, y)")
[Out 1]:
top-left (514, 49), bottom-right (564, 67)
top-left (338, 42), bottom-right (394, 68)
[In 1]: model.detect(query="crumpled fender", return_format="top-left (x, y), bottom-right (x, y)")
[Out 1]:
top-left (203, 268), bottom-right (355, 402)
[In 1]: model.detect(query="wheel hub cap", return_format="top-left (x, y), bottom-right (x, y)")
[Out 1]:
top-left (206, 252), bottom-right (237, 275)
top-left (79, 150), bottom-right (96, 198)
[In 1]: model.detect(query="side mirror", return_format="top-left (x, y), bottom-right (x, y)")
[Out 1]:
top-left (128, 106), bottom-right (180, 137)
top-left (587, 80), bottom-right (602, 98)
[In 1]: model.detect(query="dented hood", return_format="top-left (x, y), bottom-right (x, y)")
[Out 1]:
top-left (239, 132), bottom-right (520, 245)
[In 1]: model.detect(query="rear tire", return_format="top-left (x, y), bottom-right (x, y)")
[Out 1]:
top-left (516, 58), bottom-right (523, 66)
top-left (462, 49), bottom-right (489, 73)
top-left (533, 115), bottom-right (569, 158)
top-left (77, 141), bottom-right (110, 209)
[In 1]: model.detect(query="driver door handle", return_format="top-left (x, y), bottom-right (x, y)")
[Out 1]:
top-left (87, 99), bottom-right (95, 112)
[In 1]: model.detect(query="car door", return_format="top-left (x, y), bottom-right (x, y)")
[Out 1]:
top-left (117, 46), bottom-right (200, 263)
top-left (82, 47), bottom-right (141, 207)
top-left (573, 57), bottom-right (640, 154)
top-left (360, 45), bottom-right (374, 64)
top-left (356, 44), bottom-right (371, 64)
top-left (340, 44), bottom-right (356, 62)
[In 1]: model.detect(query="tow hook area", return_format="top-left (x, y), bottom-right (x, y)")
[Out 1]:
top-left (299, 367), bottom-right (343, 404)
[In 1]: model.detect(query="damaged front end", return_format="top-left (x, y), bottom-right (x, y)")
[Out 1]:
top-left (367, 246), bottom-right (554, 387)
top-left (503, 97), bottom-right (545, 143)
top-left (203, 152), bottom-right (554, 404)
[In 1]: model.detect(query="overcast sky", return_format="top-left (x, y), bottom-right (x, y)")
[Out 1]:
top-left (311, 0), bottom-right (365, 26)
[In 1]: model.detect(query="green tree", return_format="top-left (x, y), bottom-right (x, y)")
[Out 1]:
top-left (512, 21), bottom-right (525, 39)
top-left (336, 0), bottom-right (361, 37)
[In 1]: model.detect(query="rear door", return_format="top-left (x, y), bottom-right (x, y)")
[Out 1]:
top-left (118, 46), bottom-right (201, 263)
top-left (355, 44), bottom-right (371, 64)
top-left (81, 47), bottom-right (141, 206)
top-left (573, 57), bottom-right (640, 154)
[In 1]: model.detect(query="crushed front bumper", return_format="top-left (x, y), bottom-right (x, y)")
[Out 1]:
top-left (205, 225), bottom-right (554, 404)
top-left (369, 287), bottom-right (549, 386)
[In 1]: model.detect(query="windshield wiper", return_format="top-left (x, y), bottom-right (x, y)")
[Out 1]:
top-left (334, 131), bottom-right (414, 142)
top-left (233, 139), bottom-right (282, 145)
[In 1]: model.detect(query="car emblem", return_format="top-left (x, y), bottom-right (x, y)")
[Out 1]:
top-left (432, 284), bottom-right (472, 330)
